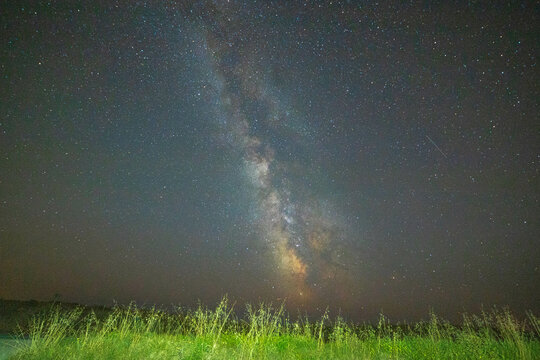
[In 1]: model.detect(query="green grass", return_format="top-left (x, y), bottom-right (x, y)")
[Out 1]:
top-left (6, 297), bottom-right (540, 359)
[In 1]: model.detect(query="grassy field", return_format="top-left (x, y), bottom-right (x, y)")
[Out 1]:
top-left (3, 297), bottom-right (539, 359)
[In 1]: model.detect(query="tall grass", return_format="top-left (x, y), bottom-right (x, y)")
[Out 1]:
top-left (9, 297), bottom-right (540, 359)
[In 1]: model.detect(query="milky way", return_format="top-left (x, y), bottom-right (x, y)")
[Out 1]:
top-left (193, 2), bottom-right (354, 304)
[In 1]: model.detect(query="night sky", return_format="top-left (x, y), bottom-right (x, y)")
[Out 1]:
top-left (1, 1), bottom-right (538, 322)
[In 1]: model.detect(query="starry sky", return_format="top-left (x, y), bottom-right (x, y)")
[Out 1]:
top-left (1, 1), bottom-right (538, 322)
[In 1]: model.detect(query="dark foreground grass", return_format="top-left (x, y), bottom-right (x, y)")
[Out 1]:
top-left (7, 297), bottom-right (540, 359)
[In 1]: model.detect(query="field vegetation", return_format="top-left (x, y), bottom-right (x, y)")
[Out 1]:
top-left (2, 297), bottom-right (539, 359)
